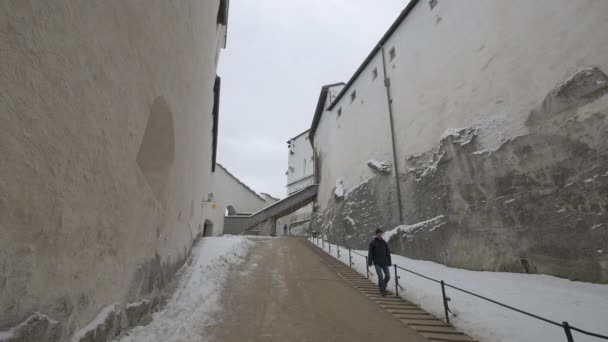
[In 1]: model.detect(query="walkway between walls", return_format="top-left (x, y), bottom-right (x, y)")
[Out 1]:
top-left (207, 237), bottom-right (428, 342)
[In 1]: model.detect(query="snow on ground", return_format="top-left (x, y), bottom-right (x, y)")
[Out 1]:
top-left (309, 238), bottom-right (608, 342)
top-left (115, 236), bottom-right (253, 342)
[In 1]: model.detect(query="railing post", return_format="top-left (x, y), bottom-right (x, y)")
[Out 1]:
top-left (394, 265), bottom-right (399, 297)
top-left (365, 257), bottom-right (370, 279)
top-left (337, 246), bottom-right (340, 260)
top-left (562, 322), bottom-right (575, 342)
top-left (349, 248), bottom-right (353, 269)
top-left (329, 243), bottom-right (332, 255)
top-left (441, 280), bottom-right (450, 325)
top-left (322, 239), bottom-right (324, 248)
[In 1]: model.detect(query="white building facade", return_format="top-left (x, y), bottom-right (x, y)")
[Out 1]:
top-left (286, 130), bottom-right (315, 195)
top-left (310, 0), bottom-right (608, 283)
top-left (204, 164), bottom-right (276, 236)
top-left (279, 130), bottom-right (317, 234)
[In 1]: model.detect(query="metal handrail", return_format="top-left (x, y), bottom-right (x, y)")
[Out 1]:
top-left (308, 236), bottom-right (608, 342)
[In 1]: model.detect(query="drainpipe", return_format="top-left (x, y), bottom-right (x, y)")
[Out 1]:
top-left (380, 45), bottom-right (404, 224)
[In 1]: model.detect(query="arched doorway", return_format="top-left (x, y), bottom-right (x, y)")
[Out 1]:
top-left (225, 205), bottom-right (236, 216)
top-left (203, 219), bottom-right (214, 237)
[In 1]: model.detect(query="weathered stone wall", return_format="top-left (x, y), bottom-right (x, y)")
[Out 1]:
top-left (312, 68), bottom-right (608, 283)
top-left (312, 172), bottom-right (400, 248)
top-left (392, 68), bottom-right (608, 282)
top-left (0, 0), bottom-right (227, 340)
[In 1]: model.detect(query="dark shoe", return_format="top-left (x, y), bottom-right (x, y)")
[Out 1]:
top-left (381, 291), bottom-right (387, 297)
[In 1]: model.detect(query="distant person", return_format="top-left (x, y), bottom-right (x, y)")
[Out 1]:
top-left (283, 224), bottom-right (288, 235)
top-left (367, 228), bottom-right (392, 296)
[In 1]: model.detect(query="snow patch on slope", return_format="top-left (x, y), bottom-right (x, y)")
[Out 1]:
top-left (0, 313), bottom-right (58, 340)
top-left (115, 236), bottom-right (252, 342)
top-left (72, 304), bottom-right (120, 342)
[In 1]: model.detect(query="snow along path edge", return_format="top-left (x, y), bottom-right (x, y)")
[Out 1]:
top-left (305, 239), bottom-right (475, 342)
top-left (308, 238), bottom-right (608, 342)
top-left (113, 236), bottom-right (255, 342)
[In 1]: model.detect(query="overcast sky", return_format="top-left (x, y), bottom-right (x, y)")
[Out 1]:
top-left (217, 0), bottom-right (407, 199)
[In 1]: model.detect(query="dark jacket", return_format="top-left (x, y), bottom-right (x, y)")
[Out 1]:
top-left (368, 237), bottom-right (392, 267)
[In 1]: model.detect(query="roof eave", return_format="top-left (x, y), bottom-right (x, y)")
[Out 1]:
top-left (327, 0), bottom-right (421, 111)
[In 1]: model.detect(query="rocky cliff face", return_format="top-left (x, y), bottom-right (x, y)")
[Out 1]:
top-left (312, 67), bottom-right (608, 283)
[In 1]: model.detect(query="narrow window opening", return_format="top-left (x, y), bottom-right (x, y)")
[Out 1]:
top-left (372, 68), bottom-right (378, 81)
top-left (389, 47), bottom-right (396, 62)
top-left (217, 0), bottom-right (228, 26)
top-left (350, 90), bottom-right (357, 103)
top-left (211, 76), bottom-right (221, 172)
top-left (337, 107), bottom-right (342, 117)
top-left (429, 0), bottom-right (438, 10)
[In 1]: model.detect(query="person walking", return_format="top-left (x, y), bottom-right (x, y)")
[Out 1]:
top-left (367, 228), bottom-right (392, 296)
top-left (283, 223), bottom-right (288, 235)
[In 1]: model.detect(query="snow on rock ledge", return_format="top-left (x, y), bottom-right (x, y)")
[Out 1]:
top-left (367, 159), bottom-right (392, 174)
top-left (334, 179), bottom-right (345, 200)
top-left (71, 303), bottom-right (122, 342)
top-left (0, 313), bottom-right (61, 342)
top-left (384, 215), bottom-right (447, 243)
top-left (440, 127), bottom-right (480, 146)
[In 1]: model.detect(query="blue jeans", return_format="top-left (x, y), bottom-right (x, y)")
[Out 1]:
top-left (374, 265), bottom-right (390, 292)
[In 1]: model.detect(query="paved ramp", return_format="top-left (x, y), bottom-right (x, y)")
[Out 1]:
top-left (223, 185), bottom-right (318, 235)
top-left (208, 237), bottom-right (428, 342)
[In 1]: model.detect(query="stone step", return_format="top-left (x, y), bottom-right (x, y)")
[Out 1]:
top-left (366, 295), bottom-right (407, 300)
top-left (378, 306), bottom-right (425, 312)
top-left (375, 301), bottom-right (419, 308)
top-left (392, 312), bottom-right (433, 319)
top-left (393, 313), bottom-right (436, 320)
top-left (421, 332), bottom-right (474, 341)
top-left (400, 319), bottom-right (451, 327)
top-left (381, 304), bottom-right (425, 310)
top-left (354, 285), bottom-right (378, 290)
top-left (413, 326), bottom-right (465, 335)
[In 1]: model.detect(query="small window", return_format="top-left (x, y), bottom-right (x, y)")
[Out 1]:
top-left (350, 90), bottom-right (357, 103)
top-left (372, 68), bottom-right (378, 81)
top-left (429, 0), bottom-right (438, 10)
top-left (217, 0), bottom-right (228, 26)
top-left (337, 107), bottom-right (342, 117)
top-left (389, 47), bottom-right (396, 61)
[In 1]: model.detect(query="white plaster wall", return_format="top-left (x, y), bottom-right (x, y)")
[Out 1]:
top-left (386, 0), bottom-right (608, 158)
top-left (313, 0), bottom-right (608, 211)
top-left (313, 56), bottom-right (394, 210)
top-left (287, 131), bottom-right (314, 195)
top-left (205, 165), bottom-right (273, 236)
top-left (287, 176), bottom-right (315, 195)
top-left (0, 0), bottom-right (226, 334)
